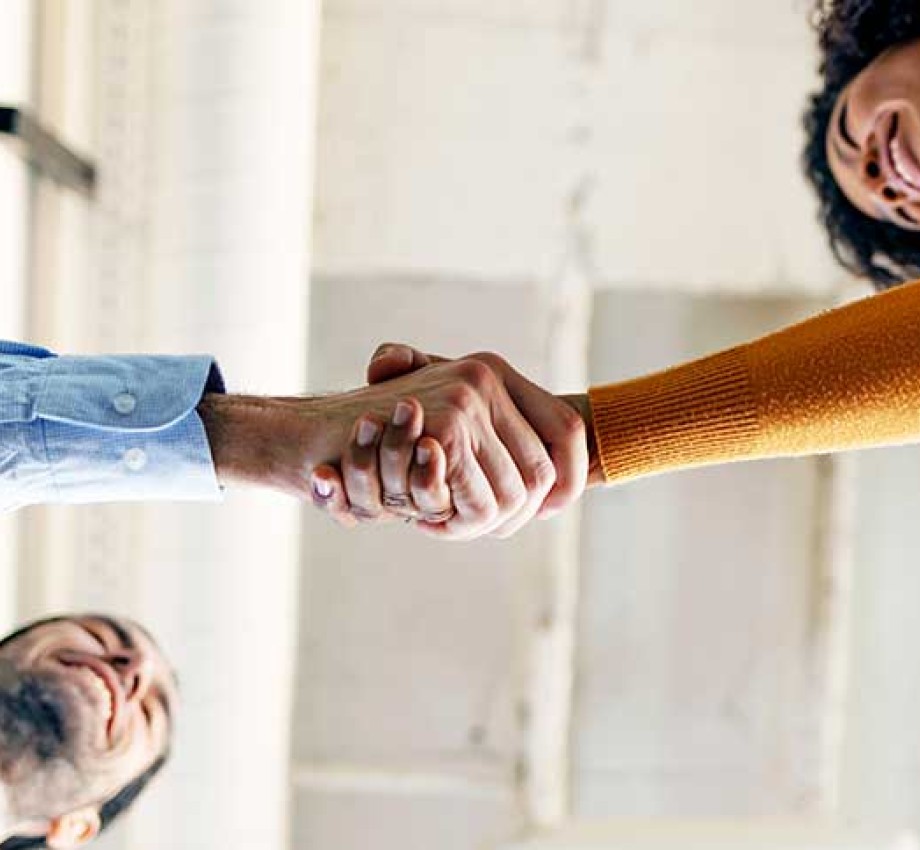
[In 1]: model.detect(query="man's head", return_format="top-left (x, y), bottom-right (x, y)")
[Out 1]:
top-left (0, 615), bottom-right (177, 849)
top-left (803, 0), bottom-right (920, 288)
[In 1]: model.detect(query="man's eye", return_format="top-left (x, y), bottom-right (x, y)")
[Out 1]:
top-left (81, 625), bottom-right (108, 652)
top-left (839, 101), bottom-right (858, 149)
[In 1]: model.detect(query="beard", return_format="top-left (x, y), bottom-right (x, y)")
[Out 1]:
top-left (0, 661), bottom-right (71, 769)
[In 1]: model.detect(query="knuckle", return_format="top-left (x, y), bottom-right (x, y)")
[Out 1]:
top-left (379, 440), bottom-right (407, 465)
top-left (558, 404), bottom-right (586, 440)
top-left (470, 351), bottom-right (506, 372)
top-left (437, 417), bottom-right (470, 455)
top-left (351, 505), bottom-right (381, 523)
top-left (456, 358), bottom-right (495, 392)
top-left (524, 456), bottom-right (556, 493)
top-left (348, 456), bottom-right (376, 479)
top-left (499, 484), bottom-right (527, 516)
top-left (476, 500), bottom-right (499, 526)
top-left (444, 381), bottom-right (480, 413)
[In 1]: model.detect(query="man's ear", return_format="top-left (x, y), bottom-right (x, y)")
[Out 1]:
top-left (45, 807), bottom-right (101, 849)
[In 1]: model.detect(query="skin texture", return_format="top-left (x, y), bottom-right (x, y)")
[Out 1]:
top-left (827, 36), bottom-right (920, 230)
top-left (0, 616), bottom-right (175, 848)
top-left (199, 354), bottom-right (587, 541)
top-left (311, 346), bottom-right (600, 538)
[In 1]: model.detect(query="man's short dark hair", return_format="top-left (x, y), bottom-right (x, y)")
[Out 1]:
top-left (0, 617), bottom-right (169, 848)
top-left (802, 0), bottom-right (920, 289)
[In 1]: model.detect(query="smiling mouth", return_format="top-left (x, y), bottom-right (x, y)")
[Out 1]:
top-left (61, 660), bottom-right (119, 738)
top-left (885, 114), bottom-right (920, 194)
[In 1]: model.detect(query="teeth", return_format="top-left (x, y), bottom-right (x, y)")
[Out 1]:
top-left (891, 138), bottom-right (920, 190)
top-left (87, 672), bottom-right (113, 722)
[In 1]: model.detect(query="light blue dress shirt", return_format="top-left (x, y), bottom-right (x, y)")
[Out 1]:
top-left (0, 341), bottom-right (225, 511)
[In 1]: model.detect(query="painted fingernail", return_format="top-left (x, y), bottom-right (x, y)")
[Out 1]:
top-left (357, 419), bottom-right (379, 447)
top-left (393, 401), bottom-right (413, 427)
top-left (313, 477), bottom-right (333, 499)
top-left (416, 445), bottom-right (431, 465)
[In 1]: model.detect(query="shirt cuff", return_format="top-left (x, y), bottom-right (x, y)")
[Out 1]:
top-left (8, 354), bottom-right (226, 508)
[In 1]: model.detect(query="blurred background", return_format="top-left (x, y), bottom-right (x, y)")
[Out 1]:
top-left (1, 1), bottom-right (918, 849)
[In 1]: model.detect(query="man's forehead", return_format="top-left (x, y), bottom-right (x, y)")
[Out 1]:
top-left (0, 614), bottom-right (154, 652)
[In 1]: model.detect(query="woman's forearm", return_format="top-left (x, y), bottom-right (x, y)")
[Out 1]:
top-left (584, 278), bottom-right (920, 485)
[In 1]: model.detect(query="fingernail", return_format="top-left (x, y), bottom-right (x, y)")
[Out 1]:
top-left (393, 401), bottom-right (412, 427)
top-left (416, 445), bottom-right (431, 465)
top-left (313, 477), bottom-right (333, 499)
top-left (357, 419), bottom-right (379, 447)
top-left (375, 344), bottom-right (395, 359)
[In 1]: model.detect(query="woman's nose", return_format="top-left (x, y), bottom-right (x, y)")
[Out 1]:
top-left (861, 141), bottom-right (907, 206)
top-left (105, 650), bottom-right (151, 702)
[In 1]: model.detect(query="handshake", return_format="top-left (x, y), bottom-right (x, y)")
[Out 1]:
top-left (198, 343), bottom-right (601, 541)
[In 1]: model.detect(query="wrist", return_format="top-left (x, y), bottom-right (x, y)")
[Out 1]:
top-left (559, 392), bottom-right (604, 487)
top-left (197, 393), bottom-right (327, 496)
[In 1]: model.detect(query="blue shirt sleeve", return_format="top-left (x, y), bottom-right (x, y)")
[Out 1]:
top-left (0, 341), bottom-right (225, 511)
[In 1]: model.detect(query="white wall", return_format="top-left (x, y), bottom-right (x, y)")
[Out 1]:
top-left (8, 2), bottom-right (320, 849)
top-left (10, 0), bottom-right (920, 848)
top-left (298, 0), bottom-right (858, 848)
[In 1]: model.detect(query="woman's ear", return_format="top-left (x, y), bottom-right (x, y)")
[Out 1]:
top-left (45, 807), bottom-right (101, 849)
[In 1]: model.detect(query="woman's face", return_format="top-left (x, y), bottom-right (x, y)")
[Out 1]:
top-left (827, 36), bottom-right (920, 230)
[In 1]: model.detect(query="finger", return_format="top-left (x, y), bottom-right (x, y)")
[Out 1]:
top-left (380, 397), bottom-right (424, 516)
top-left (409, 437), bottom-right (452, 523)
top-left (310, 466), bottom-right (358, 529)
top-left (367, 343), bottom-right (445, 384)
top-left (460, 417), bottom-right (528, 538)
top-left (341, 414), bottom-right (386, 522)
top-left (499, 370), bottom-right (588, 516)
top-left (437, 425), bottom-right (501, 540)
top-left (488, 403), bottom-right (556, 539)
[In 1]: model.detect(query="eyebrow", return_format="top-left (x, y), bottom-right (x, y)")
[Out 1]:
top-left (831, 136), bottom-right (858, 168)
top-left (95, 616), bottom-right (135, 651)
top-left (837, 101), bottom-right (858, 150)
top-left (154, 689), bottom-right (173, 724)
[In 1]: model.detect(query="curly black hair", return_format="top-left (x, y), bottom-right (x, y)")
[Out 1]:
top-left (803, 0), bottom-right (920, 289)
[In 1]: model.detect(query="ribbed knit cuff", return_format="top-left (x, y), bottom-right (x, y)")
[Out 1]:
top-left (588, 347), bottom-right (762, 484)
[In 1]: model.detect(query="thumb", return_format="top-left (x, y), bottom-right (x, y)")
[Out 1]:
top-left (367, 343), bottom-right (443, 384)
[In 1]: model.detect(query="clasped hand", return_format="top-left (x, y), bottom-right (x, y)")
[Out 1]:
top-left (308, 345), bottom-right (589, 540)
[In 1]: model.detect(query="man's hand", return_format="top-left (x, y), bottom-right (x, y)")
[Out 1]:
top-left (310, 397), bottom-right (454, 531)
top-left (366, 345), bottom-right (595, 522)
top-left (197, 354), bottom-right (568, 540)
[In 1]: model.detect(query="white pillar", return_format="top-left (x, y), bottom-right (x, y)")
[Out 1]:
top-left (83, 3), bottom-right (320, 848)
top-left (0, 0), bottom-right (33, 632)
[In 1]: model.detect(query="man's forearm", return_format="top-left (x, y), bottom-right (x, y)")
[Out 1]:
top-left (197, 393), bottom-right (318, 496)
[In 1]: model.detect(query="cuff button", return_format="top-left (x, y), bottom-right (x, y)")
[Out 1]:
top-left (123, 448), bottom-right (147, 471)
top-left (113, 392), bottom-right (137, 415)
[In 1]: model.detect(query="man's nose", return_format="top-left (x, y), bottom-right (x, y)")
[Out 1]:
top-left (104, 650), bottom-right (151, 702)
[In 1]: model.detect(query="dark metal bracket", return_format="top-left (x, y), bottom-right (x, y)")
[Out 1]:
top-left (0, 105), bottom-right (96, 198)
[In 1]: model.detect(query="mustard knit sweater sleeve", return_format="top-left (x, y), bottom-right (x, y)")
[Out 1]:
top-left (588, 278), bottom-right (920, 484)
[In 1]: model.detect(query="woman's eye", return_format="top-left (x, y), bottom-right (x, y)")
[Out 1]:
top-left (838, 101), bottom-right (858, 149)
top-left (896, 206), bottom-right (919, 225)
